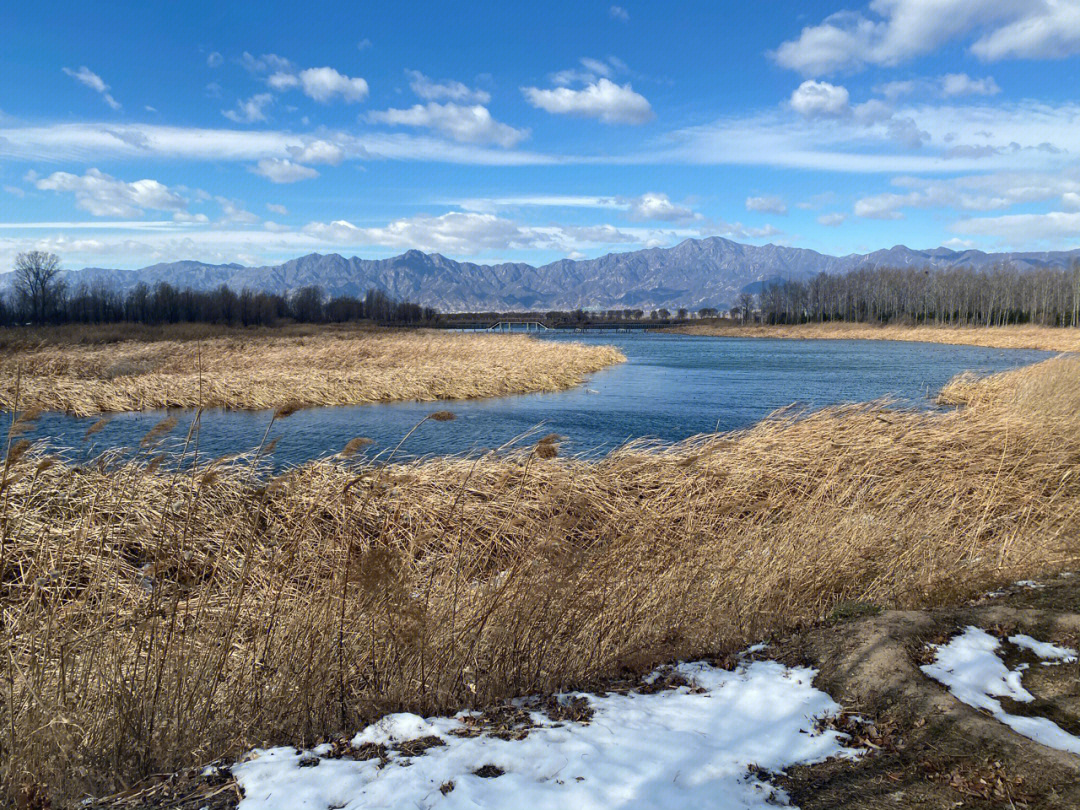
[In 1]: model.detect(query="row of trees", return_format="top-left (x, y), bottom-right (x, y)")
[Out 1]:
top-left (754, 265), bottom-right (1080, 327)
top-left (2, 251), bottom-right (437, 327)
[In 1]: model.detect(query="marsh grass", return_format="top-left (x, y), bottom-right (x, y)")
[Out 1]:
top-left (667, 321), bottom-right (1080, 353)
top-left (2, 355), bottom-right (1079, 805)
top-left (0, 326), bottom-right (625, 416)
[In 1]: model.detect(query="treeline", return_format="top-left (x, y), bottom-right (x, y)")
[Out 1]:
top-left (3, 252), bottom-right (437, 326)
top-left (755, 265), bottom-right (1080, 327)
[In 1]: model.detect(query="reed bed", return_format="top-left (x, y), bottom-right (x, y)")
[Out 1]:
top-left (2, 355), bottom-right (1079, 805)
top-left (0, 328), bottom-right (625, 416)
top-left (667, 321), bottom-right (1080, 353)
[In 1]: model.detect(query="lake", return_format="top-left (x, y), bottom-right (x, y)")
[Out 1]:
top-left (4, 334), bottom-right (1051, 467)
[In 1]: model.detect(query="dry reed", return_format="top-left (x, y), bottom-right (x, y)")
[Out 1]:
top-left (0, 328), bottom-right (625, 416)
top-left (667, 321), bottom-right (1080, 353)
top-left (2, 356), bottom-right (1079, 805)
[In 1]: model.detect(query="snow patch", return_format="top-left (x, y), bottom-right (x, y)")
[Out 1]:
top-left (1008, 634), bottom-right (1078, 665)
top-left (921, 626), bottom-right (1080, 754)
top-left (234, 659), bottom-right (860, 810)
top-left (351, 713), bottom-right (444, 747)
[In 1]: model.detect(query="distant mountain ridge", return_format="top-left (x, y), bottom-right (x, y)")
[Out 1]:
top-left (4, 237), bottom-right (1078, 312)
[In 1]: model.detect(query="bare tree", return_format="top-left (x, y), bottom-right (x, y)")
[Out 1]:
top-left (14, 251), bottom-right (65, 323)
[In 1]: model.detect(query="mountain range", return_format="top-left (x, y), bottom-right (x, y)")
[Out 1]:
top-left (5, 237), bottom-right (1079, 312)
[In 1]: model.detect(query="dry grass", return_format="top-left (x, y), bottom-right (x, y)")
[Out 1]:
top-left (667, 321), bottom-right (1080, 353)
top-left (2, 355), bottom-right (1080, 805)
top-left (0, 327), bottom-right (625, 416)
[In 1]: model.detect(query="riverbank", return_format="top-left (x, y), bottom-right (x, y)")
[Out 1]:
top-left (665, 321), bottom-right (1080, 353)
top-left (4, 353), bottom-right (1078, 805)
top-left (0, 325), bottom-right (625, 416)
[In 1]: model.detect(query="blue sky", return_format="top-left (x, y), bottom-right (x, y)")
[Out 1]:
top-left (1, 0), bottom-right (1079, 270)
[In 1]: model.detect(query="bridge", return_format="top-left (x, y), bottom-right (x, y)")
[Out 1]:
top-left (485, 320), bottom-right (550, 332)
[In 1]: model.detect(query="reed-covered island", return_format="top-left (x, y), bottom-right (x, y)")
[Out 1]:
top-left (0, 325), bottom-right (625, 416)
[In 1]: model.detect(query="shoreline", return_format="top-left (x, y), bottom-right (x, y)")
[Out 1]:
top-left (663, 322), bottom-right (1080, 353)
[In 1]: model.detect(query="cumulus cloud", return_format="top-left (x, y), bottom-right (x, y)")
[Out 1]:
top-left (610, 5), bottom-right (629, 22)
top-left (206, 52), bottom-right (223, 68)
top-left (266, 203), bottom-right (289, 215)
top-left (34, 168), bottom-right (188, 217)
top-left (789, 80), bottom-right (850, 117)
top-left (818, 212), bottom-right (847, 226)
top-left (298, 67), bottom-right (369, 102)
top-left (286, 139), bottom-right (345, 165)
top-left (746, 195), bottom-right (788, 215)
top-left (223, 93), bottom-right (273, 123)
top-left (256, 58), bottom-right (368, 103)
top-left (368, 102), bottom-right (528, 147)
top-left (523, 78), bottom-right (654, 124)
top-left (622, 192), bottom-right (702, 222)
top-left (250, 158), bottom-right (319, 183)
top-left (62, 66), bottom-right (121, 110)
top-left (406, 70), bottom-right (490, 104)
top-left (772, 1), bottom-right (1080, 75)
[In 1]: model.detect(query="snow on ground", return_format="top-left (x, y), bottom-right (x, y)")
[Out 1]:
top-left (921, 626), bottom-right (1080, 754)
top-left (233, 659), bottom-right (860, 810)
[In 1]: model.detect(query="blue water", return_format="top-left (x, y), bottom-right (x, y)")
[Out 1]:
top-left (5, 334), bottom-right (1050, 467)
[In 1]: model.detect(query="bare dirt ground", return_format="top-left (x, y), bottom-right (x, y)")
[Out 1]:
top-left (77, 572), bottom-right (1080, 810)
top-left (768, 573), bottom-right (1080, 809)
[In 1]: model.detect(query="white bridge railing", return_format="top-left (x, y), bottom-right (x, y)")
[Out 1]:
top-left (486, 321), bottom-right (549, 332)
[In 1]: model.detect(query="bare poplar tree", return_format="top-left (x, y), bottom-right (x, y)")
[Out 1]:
top-left (14, 251), bottom-right (65, 323)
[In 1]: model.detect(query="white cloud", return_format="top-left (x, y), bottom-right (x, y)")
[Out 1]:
top-left (357, 38), bottom-right (373, 50)
top-left (62, 66), bottom-right (120, 110)
top-left (215, 197), bottom-right (259, 224)
top-left (940, 73), bottom-right (1001, 97)
top-left (260, 62), bottom-right (369, 103)
top-left (454, 195), bottom-right (623, 213)
top-left (369, 102), bottom-right (528, 147)
top-left (206, 52), bottom-right (223, 68)
top-left (746, 195), bottom-right (788, 215)
top-left (952, 210), bottom-right (1080, 241)
top-left (250, 158), bottom-right (319, 183)
top-left (0, 122), bottom-right (561, 166)
top-left (406, 70), bottom-right (490, 104)
top-left (223, 93), bottom-right (273, 123)
top-left (266, 203), bottom-right (289, 215)
top-left (789, 80), bottom-right (850, 117)
top-left (1063, 191), bottom-right (1080, 211)
top-left (286, 139), bottom-right (345, 165)
top-left (817, 212), bottom-right (847, 226)
top-left (296, 67), bottom-right (369, 103)
top-left (970, 1), bottom-right (1080, 60)
top-left (267, 72), bottom-right (300, 91)
top-left (772, 1), bottom-right (1080, 75)
top-left (240, 53), bottom-right (293, 74)
top-left (610, 5), bottom-right (629, 22)
top-left (4, 185), bottom-right (25, 198)
top-left (622, 192), bottom-right (702, 222)
top-left (302, 211), bottom-right (642, 254)
top-left (34, 168), bottom-right (188, 217)
top-left (523, 78), bottom-right (654, 124)
top-left (854, 169), bottom-right (1080, 218)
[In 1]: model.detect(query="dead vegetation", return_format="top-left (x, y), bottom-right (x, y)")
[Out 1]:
top-left (667, 321), bottom-right (1080, 353)
top-left (1, 354), bottom-right (1079, 806)
top-left (0, 325), bottom-right (625, 416)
